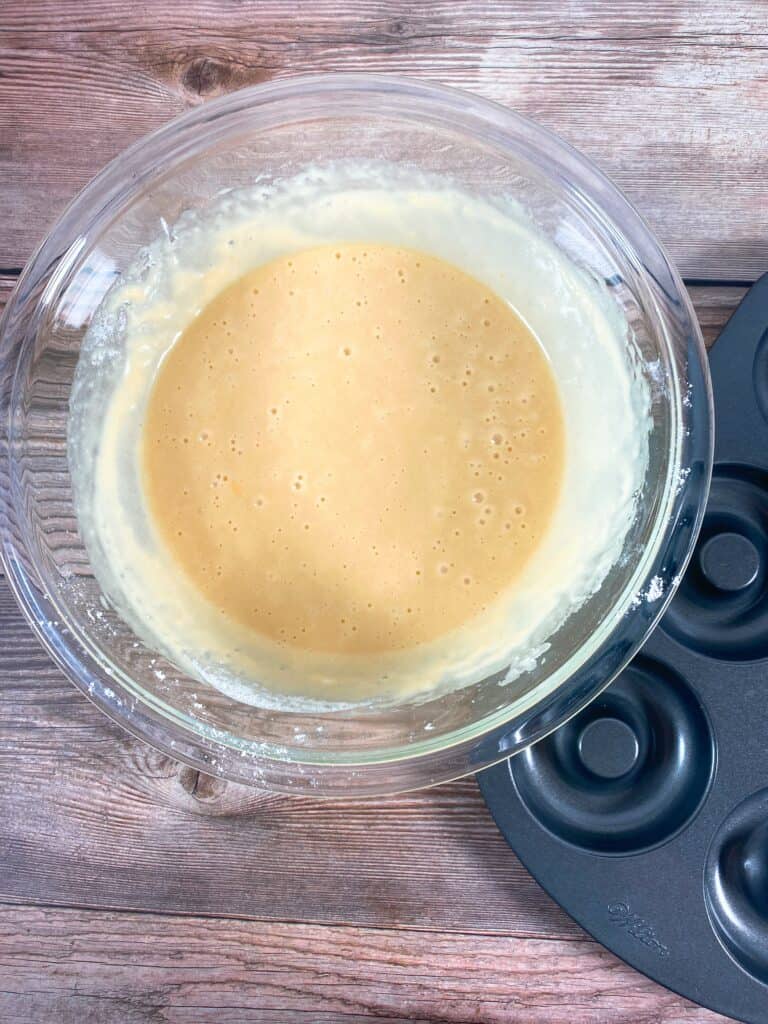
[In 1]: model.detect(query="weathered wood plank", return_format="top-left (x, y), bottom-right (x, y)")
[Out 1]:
top-left (0, 904), bottom-right (730, 1024)
top-left (0, 286), bottom-right (747, 935)
top-left (0, 564), bottom-right (571, 936)
top-left (687, 284), bottom-right (745, 348)
top-left (688, 284), bottom-right (747, 348)
top-left (0, 275), bottom-right (17, 304)
top-left (1, 2), bottom-right (767, 280)
top-left (0, 278), bottom-right (744, 347)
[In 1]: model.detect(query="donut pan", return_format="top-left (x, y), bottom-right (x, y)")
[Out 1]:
top-left (479, 274), bottom-right (768, 1024)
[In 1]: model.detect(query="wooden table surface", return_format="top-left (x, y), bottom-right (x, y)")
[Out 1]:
top-left (1, 3), bottom-right (767, 1022)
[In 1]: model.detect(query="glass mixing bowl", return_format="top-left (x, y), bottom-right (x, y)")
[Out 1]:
top-left (0, 74), bottom-right (712, 795)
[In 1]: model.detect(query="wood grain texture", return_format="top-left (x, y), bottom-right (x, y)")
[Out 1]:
top-left (0, 275), bottom-right (16, 305)
top-left (688, 284), bottom-right (746, 347)
top-left (0, 274), bottom-right (746, 1021)
top-left (0, 904), bottom-right (731, 1024)
top-left (0, 578), bottom-right (575, 937)
top-left (2, 1), bottom-right (768, 280)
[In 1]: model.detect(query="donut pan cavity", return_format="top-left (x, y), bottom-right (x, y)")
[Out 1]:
top-left (480, 274), bottom-right (768, 1024)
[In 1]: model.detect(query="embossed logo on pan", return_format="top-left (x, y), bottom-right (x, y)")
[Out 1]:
top-left (607, 901), bottom-right (670, 957)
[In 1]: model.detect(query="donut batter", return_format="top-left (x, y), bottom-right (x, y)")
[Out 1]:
top-left (142, 243), bottom-right (565, 657)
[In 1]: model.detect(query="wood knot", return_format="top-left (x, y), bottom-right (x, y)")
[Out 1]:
top-left (178, 765), bottom-right (228, 805)
top-left (182, 56), bottom-right (232, 97)
top-left (174, 764), bottom-right (279, 816)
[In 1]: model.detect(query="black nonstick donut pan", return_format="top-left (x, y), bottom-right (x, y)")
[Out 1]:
top-left (479, 274), bottom-right (768, 1024)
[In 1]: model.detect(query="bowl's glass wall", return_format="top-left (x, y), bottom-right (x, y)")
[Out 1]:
top-left (0, 76), bottom-right (711, 793)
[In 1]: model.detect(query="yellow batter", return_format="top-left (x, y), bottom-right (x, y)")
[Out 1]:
top-left (142, 243), bottom-right (564, 657)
